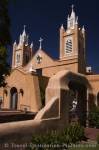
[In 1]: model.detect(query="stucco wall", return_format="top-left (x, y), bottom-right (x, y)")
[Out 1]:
top-left (42, 62), bottom-right (78, 77)
top-left (2, 69), bottom-right (42, 112)
top-left (87, 75), bottom-right (99, 105)
top-left (0, 70), bottom-right (92, 143)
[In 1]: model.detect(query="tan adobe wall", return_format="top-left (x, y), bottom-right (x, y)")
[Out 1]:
top-left (87, 75), bottom-right (99, 105)
top-left (25, 49), bottom-right (54, 70)
top-left (25, 49), bottom-right (78, 78)
top-left (42, 62), bottom-right (78, 77)
top-left (87, 75), bottom-right (99, 93)
top-left (2, 69), bottom-right (42, 112)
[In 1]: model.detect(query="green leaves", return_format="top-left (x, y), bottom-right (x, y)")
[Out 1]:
top-left (89, 105), bottom-right (99, 128)
top-left (63, 124), bottom-right (85, 144)
top-left (29, 124), bottom-right (85, 150)
top-left (0, 0), bottom-right (11, 86)
top-left (0, 0), bottom-right (11, 45)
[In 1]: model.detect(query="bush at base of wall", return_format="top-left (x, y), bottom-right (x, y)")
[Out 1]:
top-left (88, 105), bottom-right (99, 128)
top-left (28, 123), bottom-right (85, 150)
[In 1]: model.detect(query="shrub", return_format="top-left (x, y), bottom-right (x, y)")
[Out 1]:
top-left (63, 123), bottom-right (85, 144)
top-left (88, 105), bottom-right (99, 128)
top-left (29, 124), bottom-right (85, 150)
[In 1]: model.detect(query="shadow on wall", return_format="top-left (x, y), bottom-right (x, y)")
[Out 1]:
top-left (0, 70), bottom-right (92, 143)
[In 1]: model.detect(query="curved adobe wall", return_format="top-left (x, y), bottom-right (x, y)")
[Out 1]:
top-left (0, 70), bottom-right (92, 142)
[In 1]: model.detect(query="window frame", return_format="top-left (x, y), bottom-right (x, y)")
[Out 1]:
top-left (65, 37), bottom-right (73, 55)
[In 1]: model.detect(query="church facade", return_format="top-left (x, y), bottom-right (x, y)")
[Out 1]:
top-left (0, 6), bottom-right (99, 114)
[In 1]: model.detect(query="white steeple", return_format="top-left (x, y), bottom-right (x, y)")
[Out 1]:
top-left (60, 24), bottom-right (64, 30)
top-left (82, 25), bottom-right (85, 33)
top-left (13, 40), bottom-right (17, 47)
top-left (22, 25), bottom-right (26, 37)
top-left (19, 25), bottom-right (28, 46)
top-left (71, 4), bottom-right (75, 18)
top-left (75, 16), bottom-right (78, 25)
top-left (30, 42), bottom-right (33, 49)
top-left (67, 5), bottom-right (78, 29)
top-left (19, 34), bottom-right (22, 45)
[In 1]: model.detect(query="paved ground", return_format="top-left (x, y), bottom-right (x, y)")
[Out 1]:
top-left (85, 128), bottom-right (99, 141)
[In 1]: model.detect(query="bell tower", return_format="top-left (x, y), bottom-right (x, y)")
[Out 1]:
top-left (59, 5), bottom-right (86, 73)
top-left (12, 26), bottom-right (33, 69)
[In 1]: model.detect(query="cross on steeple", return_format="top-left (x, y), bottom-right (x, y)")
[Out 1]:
top-left (22, 25), bottom-right (26, 36)
top-left (39, 37), bottom-right (43, 49)
top-left (71, 4), bottom-right (74, 11)
top-left (67, 4), bottom-right (77, 29)
top-left (24, 25), bottom-right (26, 31)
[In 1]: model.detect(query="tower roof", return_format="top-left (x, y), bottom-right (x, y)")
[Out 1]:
top-left (19, 25), bottom-right (28, 46)
top-left (67, 5), bottom-right (78, 29)
top-left (70, 4), bottom-right (75, 18)
top-left (22, 25), bottom-right (26, 37)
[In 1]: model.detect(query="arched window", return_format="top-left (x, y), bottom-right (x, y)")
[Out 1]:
top-left (97, 92), bottom-right (99, 106)
top-left (65, 39), bottom-right (72, 54)
top-left (25, 54), bottom-right (29, 63)
top-left (20, 89), bottom-right (24, 96)
top-left (16, 54), bottom-right (20, 63)
top-left (4, 89), bottom-right (8, 96)
top-left (10, 87), bottom-right (18, 109)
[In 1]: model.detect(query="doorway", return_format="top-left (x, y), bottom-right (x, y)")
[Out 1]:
top-left (68, 81), bottom-right (87, 126)
top-left (10, 87), bottom-right (18, 110)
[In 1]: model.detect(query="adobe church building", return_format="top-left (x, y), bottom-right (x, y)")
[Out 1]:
top-left (0, 6), bottom-right (99, 126)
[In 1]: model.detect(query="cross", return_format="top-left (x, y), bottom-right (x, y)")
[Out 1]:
top-left (39, 37), bottom-right (43, 49)
top-left (71, 4), bottom-right (74, 10)
top-left (24, 25), bottom-right (26, 31)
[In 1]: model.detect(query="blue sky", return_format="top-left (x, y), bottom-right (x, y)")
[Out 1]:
top-left (8, 0), bottom-right (99, 73)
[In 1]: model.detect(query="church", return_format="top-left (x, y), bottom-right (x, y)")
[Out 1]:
top-left (0, 5), bottom-right (99, 121)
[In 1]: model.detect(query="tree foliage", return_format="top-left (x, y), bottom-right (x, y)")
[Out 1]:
top-left (0, 0), bottom-right (11, 86)
top-left (89, 105), bottom-right (99, 128)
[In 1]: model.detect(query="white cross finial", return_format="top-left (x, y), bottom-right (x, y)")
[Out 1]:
top-left (39, 37), bottom-right (43, 49)
top-left (22, 25), bottom-right (26, 36)
top-left (24, 25), bottom-right (26, 31)
top-left (71, 4), bottom-right (74, 11)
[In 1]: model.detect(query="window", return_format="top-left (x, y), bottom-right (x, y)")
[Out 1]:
top-left (65, 39), bottom-right (72, 54)
top-left (16, 54), bottom-right (20, 63)
top-left (25, 54), bottom-right (29, 63)
top-left (36, 69), bottom-right (42, 75)
top-left (15, 51), bottom-right (21, 65)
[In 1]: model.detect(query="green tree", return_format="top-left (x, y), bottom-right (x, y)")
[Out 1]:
top-left (0, 0), bottom-right (11, 86)
top-left (89, 105), bottom-right (99, 128)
